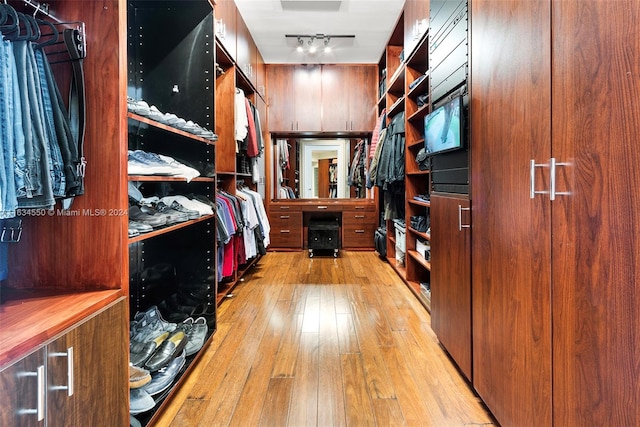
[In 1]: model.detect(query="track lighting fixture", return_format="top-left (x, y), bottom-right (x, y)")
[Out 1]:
top-left (286, 33), bottom-right (354, 54)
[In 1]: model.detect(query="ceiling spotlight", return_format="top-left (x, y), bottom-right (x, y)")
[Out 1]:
top-left (324, 37), bottom-right (331, 53)
top-left (308, 37), bottom-right (317, 53)
top-left (296, 37), bottom-right (304, 52)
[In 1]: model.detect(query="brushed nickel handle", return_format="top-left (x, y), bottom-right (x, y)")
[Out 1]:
top-left (550, 157), bottom-right (571, 201)
top-left (18, 365), bottom-right (45, 420)
top-left (530, 159), bottom-right (550, 199)
top-left (280, 230), bottom-right (290, 233)
top-left (458, 205), bottom-right (471, 231)
top-left (50, 347), bottom-right (74, 396)
top-left (317, 206), bottom-right (328, 209)
top-left (355, 229), bottom-right (365, 233)
top-left (279, 215), bottom-right (290, 219)
top-left (354, 215), bottom-right (365, 219)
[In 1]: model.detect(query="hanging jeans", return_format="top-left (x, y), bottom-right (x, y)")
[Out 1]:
top-left (12, 40), bottom-right (55, 209)
top-left (35, 49), bottom-right (65, 197)
top-left (0, 40), bottom-right (17, 219)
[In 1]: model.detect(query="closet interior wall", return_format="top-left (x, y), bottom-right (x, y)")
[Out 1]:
top-left (0, 0), bottom-right (129, 425)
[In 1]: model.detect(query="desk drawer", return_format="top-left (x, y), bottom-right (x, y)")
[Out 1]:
top-left (342, 223), bottom-right (376, 248)
top-left (269, 212), bottom-right (303, 248)
top-left (342, 210), bottom-right (377, 227)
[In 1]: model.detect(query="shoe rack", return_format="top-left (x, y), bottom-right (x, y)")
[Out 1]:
top-left (126, 1), bottom-right (217, 424)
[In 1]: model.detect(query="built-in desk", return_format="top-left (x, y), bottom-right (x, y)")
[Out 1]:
top-left (268, 199), bottom-right (378, 250)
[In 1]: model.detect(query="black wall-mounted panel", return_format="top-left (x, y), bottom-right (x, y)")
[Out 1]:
top-left (128, 2), bottom-right (214, 128)
top-left (429, 0), bottom-right (469, 194)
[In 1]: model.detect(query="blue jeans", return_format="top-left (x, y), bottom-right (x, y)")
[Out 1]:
top-left (12, 40), bottom-right (55, 209)
top-left (0, 40), bottom-right (18, 219)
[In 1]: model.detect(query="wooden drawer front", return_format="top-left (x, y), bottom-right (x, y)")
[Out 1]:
top-left (270, 204), bottom-right (302, 212)
top-left (269, 212), bottom-right (303, 248)
top-left (342, 223), bottom-right (376, 248)
top-left (343, 211), bottom-right (377, 227)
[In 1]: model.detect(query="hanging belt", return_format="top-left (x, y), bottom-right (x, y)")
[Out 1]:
top-left (61, 28), bottom-right (86, 208)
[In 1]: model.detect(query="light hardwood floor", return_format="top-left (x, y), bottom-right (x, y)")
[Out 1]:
top-left (154, 251), bottom-right (495, 426)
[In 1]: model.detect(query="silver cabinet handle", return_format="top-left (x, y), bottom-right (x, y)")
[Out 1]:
top-left (354, 215), bottom-right (365, 219)
top-left (279, 215), bottom-right (290, 219)
top-left (530, 159), bottom-right (549, 199)
top-left (280, 230), bottom-right (290, 233)
top-left (530, 158), bottom-right (571, 200)
top-left (50, 347), bottom-right (74, 396)
top-left (317, 206), bottom-right (327, 209)
top-left (355, 229), bottom-right (365, 233)
top-left (18, 365), bottom-right (45, 420)
top-left (549, 157), bottom-right (571, 200)
top-left (279, 206), bottom-right (290, 210)
top-left (458, 205), bottom-right (471, 231)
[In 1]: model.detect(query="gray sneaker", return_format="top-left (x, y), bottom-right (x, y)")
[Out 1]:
top-left (183, 317), bottom-right (208, 356)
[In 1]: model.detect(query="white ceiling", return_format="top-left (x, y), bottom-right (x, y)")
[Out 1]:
top-left (234, 0), bottom-right (405, 64)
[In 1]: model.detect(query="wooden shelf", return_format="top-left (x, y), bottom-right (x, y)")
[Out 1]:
top-left (408, 250), bottom-right (431, 270)
top-left (0, 290), bottom-right (124, 367)
top-left (128, 113), bottom-right (216, 146)
top-left (128, 175), bottom-right (215, 182)
top-left (128, 215), bottom-right (215, 243)
top-left (408, 227), bottom-right (430, 241)
top-left (409, 199), bottom-right (431, 208)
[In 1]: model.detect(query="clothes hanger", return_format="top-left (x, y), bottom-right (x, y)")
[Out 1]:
top-left (34, 17), bottom-right (58, 49)
top-left (22, 13), bottom-right (41, 41)
top-left (0, 3), bottom-right (19, 37)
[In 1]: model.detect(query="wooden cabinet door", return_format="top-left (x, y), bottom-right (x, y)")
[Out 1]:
top-left (321, 65), bottom-right (350, 131)
top-left (551, 1), bottom-right (640, 424)
top-left (404, 0), bottom-right (429, 59)
top-left (235, 13), bottom-right (252, 81)
top-left (470, 0), bottom-right (552, 425)
top-left (293, 65), bottom-right (322, 131)
top-left (348, 65), bottom-right (377, 132)
top-left (430, 193), bottom-right (471, 381)
top-left (267, 65), bottom-right (296, 131)
top-left (68, 299), bottom-right (128, 426)
top-left (215, 0), bottom-right (236, 60)
top-left (0, 348), bottom-right (46, 426)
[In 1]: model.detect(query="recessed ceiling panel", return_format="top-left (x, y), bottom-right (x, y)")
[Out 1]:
top-left (280, 0), bottom-right (342, 12)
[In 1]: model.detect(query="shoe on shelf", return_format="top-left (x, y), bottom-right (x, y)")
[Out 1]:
top-left (128, 99), bottom-right (150, 116)
top-left (130, 414), bottom-right (142, 427)
top-left (147, 105), bottom-right (165, 122)
top-left (184, 317), bottom-right (208, 356)
top-left (130, 305), bottom-right (177, 343)
top-left (129, 205), bottom-right (168, 228)
top-left (128, 150), bottom-right (175, 176)
top-left (153, 201), bottom-right (189, 224)
top-left (130, 331), bottom-right (170, 367)
top-left (142, 350), bottom-right (186, 396)
top-left (168, 201), bottom-right (200, 220)
top-left (129, 388), bottom-right (155, 415)
top-left (129, 364), bottom-right (152, 389)
top-left (129, 221), bottom-right (153, 234)
top-left (128, 227), bottom-right (139, 238)
top-left (144, 328), bottom-right (189, 372)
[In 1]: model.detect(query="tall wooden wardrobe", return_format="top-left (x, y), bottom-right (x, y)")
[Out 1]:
top-left (471, 0), bottom-right (640, 425)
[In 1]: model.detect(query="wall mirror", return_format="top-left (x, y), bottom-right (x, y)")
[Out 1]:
top-left (274, 137), bottom-right (371, 199)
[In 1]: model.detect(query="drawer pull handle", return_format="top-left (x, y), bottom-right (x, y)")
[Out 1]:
top-left (317, 206), bottom-right (328, 209)
top-left (280, 230), bottom-right (290, 234)
top-left (355, 229), bottom-right (365, 233)
top-left (354, 206), bottom-right (365, 210)
top-left (280, 215), bottom-right (290, 219)
top-left (280, 206), bottom-right (290, 210)
top-left (354, 215), bottom-right (365, 219)
top-left (50, 347), bottom-right (74, 396)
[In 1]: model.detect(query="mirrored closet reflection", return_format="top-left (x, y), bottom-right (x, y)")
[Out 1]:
top-left (274, 137), bottom-right (371, 199)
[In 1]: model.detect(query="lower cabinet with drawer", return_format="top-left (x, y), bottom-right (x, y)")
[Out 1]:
top-left (269, 211), bottom-right (303, 248)
top-left (342, 210), bottom-right (377, 249)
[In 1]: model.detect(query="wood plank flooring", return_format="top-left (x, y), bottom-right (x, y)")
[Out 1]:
top-left (154, 251), bottom-right (495, 426)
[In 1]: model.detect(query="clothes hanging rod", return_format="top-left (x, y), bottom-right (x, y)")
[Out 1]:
top-left (22, 0), bottom-right (62, 23)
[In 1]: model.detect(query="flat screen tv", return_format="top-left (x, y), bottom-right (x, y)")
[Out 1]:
top-left (424, 95), bottom-right (463, 156)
